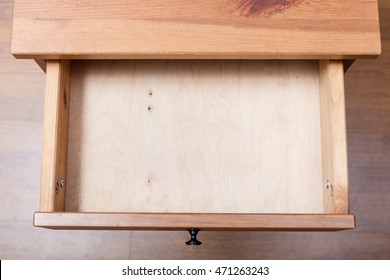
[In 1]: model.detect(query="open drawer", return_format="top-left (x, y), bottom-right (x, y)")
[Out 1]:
top-left (34, 59), bottom-right (354, 231)
top-left (12, 0), bottom-right (381, 245)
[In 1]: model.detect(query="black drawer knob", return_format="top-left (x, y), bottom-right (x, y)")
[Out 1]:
top-left (185, 228), bottom-right (202, 246)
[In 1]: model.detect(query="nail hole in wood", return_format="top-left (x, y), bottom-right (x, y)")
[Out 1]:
top-left (63, 90), bottom-right (67, 108)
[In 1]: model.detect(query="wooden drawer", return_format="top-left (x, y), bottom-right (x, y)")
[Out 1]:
top-left (11, 0), bottom-right (381, 243)
top-left (34, 59), bottom-right (354, 231)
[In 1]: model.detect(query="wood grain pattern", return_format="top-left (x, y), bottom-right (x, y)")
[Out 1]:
top-left (0, 221), bottom-right (132, 259)
top-left (1, 0), bottom-right (389, 260)
top-left (34, 212), bottom-right (355, 231)
top-left (40, 60), bottom-right (70, 211)
top-left (319, 60), bottom-right (349, 214)
top-left (66, 60), bottom-right (323, 214)
top-left (319, 60), bottom-right (335, 213)
top-left (11, 0), bottom-right (381, 59)
top-left (232, 0), bottom-right (304, 17)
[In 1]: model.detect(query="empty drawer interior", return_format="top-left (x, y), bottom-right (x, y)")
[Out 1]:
top-left (57, 60), bottom-right (347, 214)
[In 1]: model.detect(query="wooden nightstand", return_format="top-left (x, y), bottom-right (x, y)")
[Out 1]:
top-left (11, 0), bottom-right (380, 244)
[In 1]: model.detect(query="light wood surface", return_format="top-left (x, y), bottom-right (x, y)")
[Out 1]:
top-left (319, 60), bottom-right (349, 213)
top-left (34, 212), bottom-right (355, 231)
top-left (1, 0), bottom-right (389, 260)
top-left (66, 60), bottom-right (323, 214)
top-left (40, 60), bottom-right (70, 211)
top-left (11, 0), bottom-right (381, 59)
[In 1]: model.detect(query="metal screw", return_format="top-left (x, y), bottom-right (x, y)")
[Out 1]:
top-left (60, 178), bottom-right (64, 188)
top-left (325, 179), bottom-right (334, 197)
top-left (325, 179), bottom-right (331, 190)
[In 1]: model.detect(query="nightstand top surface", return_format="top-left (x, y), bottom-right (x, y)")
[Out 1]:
top-left (11, 0), bottom-right (381, 59)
